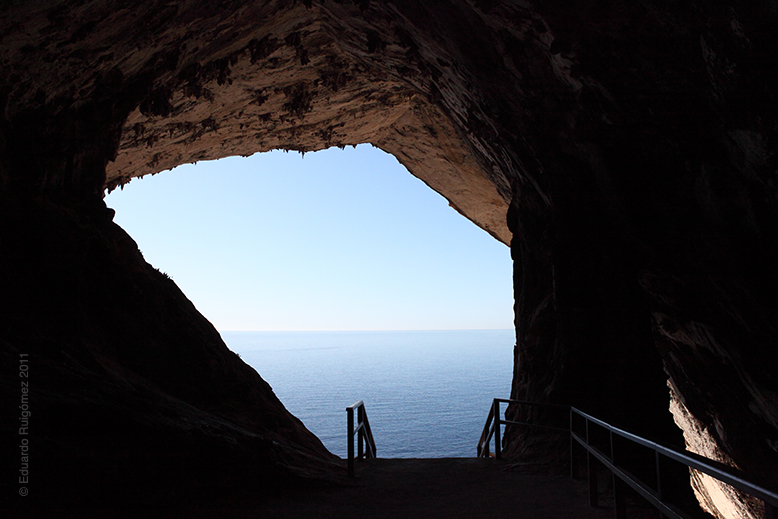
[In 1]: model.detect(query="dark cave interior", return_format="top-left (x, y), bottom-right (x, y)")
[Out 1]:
top-left (1, 1), bottom-right (777, 517)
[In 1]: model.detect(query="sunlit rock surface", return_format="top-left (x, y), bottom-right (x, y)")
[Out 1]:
top-left (1, 0), bottom-right (777, 515)
top-left (670, 385), bottom-right (765, 519)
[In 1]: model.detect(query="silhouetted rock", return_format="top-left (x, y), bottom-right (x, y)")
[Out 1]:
top-left (1, 1), bottom-right (776, 517)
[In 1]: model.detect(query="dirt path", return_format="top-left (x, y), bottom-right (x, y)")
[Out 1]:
top-left (246, 458), bottom-right (617, 518)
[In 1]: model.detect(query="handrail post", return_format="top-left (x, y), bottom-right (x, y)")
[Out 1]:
top-left (586, 417), bottom-right (598, 507)
top-left (363, 410), bottom-right (375, 458)
top-left (347, 401), bottom-right (376, 476)
top-left (478, 404), bottom-right (494, 458)
top-left (570, 407), bottom-right (578, 479)
top-left (611, 429), bottom-right (626, 519)
top-left (493, 398), bottom-right (502, 460)
top-left (347, 405), bottom-right (355, 477)
top-left (483, 423), bottom-right (490, 458)
top-left (357, 405), bottom-right (364, 460)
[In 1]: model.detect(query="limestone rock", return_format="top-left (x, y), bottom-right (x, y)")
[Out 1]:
top-left (1, 1), bottom-right (778, 516)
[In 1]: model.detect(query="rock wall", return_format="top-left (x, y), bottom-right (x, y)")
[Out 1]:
top-left (503, 3), bottom-right (778, 517)
top-left (0, 194), bottom-right (340, 511)
top-left (1, 0), bottom-right (777, 516)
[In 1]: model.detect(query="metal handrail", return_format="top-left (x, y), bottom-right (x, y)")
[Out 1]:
top-left (570, 406), bottom-right (778, 519)
top-left (347, 400), bottom-right (376, 477)
top-left (477, 398), bottom-right (568, 459)
top-left (479, 398), bottom-right (778, 519)
top-left (477, 401), bottom-right (496, 458)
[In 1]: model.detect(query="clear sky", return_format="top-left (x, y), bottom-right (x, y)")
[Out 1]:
top-left (105, 144), bottom-right (514, 331)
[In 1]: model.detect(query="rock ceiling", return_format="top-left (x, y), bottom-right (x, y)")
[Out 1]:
top-left (2, 1), bottom-right (778, 517)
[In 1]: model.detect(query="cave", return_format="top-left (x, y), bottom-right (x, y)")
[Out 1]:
top-left (1, 1), bottom-right (777, 517)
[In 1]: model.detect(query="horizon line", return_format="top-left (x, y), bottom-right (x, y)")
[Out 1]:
top-left (218, 328), bottom-right (514, 333)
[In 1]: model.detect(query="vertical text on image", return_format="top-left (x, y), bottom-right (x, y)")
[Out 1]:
top-left (19, 353), bottom-right (30, 496)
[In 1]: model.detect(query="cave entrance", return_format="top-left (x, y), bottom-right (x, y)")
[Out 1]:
top-left (99, 2), bottom-right (520, 457)
top-left (105, 144), bottom-right (514, 457)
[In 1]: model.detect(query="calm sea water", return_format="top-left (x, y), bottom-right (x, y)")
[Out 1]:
top-left (221, 330), bottom-right (514, 458)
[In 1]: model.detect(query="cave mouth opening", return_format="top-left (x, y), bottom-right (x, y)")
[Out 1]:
top-left (105, 143), bottom-right (515, 458)
top-left (97, 9), bottom-right (520, 455)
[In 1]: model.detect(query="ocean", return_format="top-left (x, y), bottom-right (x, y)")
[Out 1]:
top-left (221, 330), bottom-right (514, 459)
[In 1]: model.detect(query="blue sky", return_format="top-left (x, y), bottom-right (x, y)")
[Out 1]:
top-left (105, 145), bottom-right (514, 331)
